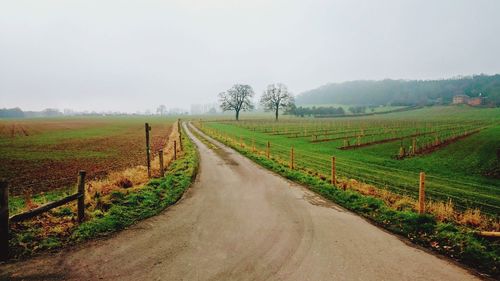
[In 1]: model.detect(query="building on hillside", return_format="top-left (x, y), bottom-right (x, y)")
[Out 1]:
top-left (452, 94), bottom-right (469, 104)
top-left (468, 96), bottom-right (485, 106)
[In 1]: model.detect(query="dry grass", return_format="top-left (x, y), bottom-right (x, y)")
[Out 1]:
top-left (491, 221), bottom-right (500, 232)
top-left (459, 209), bottom-right (483, 227)
top-left (330, 174), bottom-right (499, 230)
top-left (2, 118), bottom-right (173, 195)
top-left (377, 189), bottom-right (400, 205)
top-left (323, 171), bottom-right (497, 230)
top-left (349, 180), bottom-right (377, 196)
top-left (426, 199), bottom-right (455, 222)
top-left (392, 197), bottom-right (415, 211)
top-left (85, 121), bottom-right (182, 203)
top-left (15, 121), bottom-right (183, 241)
top-left (85, 166), bottom-right (149, 200)
top-left (210, 127), bottom-right (500, 232)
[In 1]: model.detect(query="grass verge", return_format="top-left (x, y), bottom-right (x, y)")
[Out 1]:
top-left (195, 123), bottom-right (499, 278)
top-left (8, 125), bottom-right (198, 258)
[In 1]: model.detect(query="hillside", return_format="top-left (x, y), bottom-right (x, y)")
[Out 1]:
top-left (296, 74), bottom-right (500, 106)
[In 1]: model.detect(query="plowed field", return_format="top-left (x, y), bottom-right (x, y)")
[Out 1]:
top-left (0, 117), bottom-right (173, 195)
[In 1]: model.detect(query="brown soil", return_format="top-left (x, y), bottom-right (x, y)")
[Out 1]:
top-left (397, 129), bottom-right (482, 160)
top-left (415, 130), bottom-right (481, 155)
top-left (0, 120), bottom-right (172, 195)
top-left (339, 131), bottom-right (433, 149)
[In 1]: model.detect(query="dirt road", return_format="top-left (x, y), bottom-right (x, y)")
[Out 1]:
top-left (0, 123), bottom-right (478, 281)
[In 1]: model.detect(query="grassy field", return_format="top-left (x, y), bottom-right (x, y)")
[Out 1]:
top-left (0, 116), bottom-right (174, 195)
top-left (7, 123), bottom-right (197, 258)
top-left (200, 106), bottom-right (500, 217)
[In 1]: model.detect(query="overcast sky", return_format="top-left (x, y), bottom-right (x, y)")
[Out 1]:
top-left (1, 0), bottom-right (499, 112)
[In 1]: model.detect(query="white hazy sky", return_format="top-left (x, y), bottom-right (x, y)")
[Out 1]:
top-left (1, 0), bottom-right (500, 112)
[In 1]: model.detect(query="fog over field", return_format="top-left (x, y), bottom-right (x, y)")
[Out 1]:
top-left (1, 0), bottom-right (500, 112)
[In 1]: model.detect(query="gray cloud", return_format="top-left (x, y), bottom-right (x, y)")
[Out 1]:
top-left (1, 0), bottom-right (499, 112)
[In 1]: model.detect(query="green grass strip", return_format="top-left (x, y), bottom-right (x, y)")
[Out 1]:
top-left (9, 126), bottom-right (198, 258)
top-left (198, 124), bottom-right (499, 278)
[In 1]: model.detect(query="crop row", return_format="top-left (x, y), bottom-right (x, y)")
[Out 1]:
top-left (198, 122), bottom-right (499, 217)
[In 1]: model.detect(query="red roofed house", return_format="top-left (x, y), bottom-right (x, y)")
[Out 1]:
top-left (452, 94), bottom-right (469, 104)
top-left (468, 96), bottom-right (484, 106)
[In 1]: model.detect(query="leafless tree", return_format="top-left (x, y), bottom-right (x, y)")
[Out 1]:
top-left (219, 84), bottom-right (254, 120)
top-left (156, 104), bottom-right (167, 115)
top-left (260, 83), bottom-right (295, 120)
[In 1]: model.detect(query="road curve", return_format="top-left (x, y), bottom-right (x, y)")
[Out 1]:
top-left (0, 122), bottom-right (478, 281)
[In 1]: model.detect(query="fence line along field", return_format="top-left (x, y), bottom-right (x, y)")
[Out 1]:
top-left (198, 106), bottom-right (500, 217)
top-left (0, 117), bottom-right (174, 196)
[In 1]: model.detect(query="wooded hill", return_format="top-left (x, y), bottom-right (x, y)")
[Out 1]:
top-left (296, 74), bottom-right (500, 106)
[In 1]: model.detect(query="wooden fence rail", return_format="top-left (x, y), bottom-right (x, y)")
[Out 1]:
top-left (0, 120), bottom-right (182, 261)
top-left (0, 171), bottom-right (86, 261)
top-left (9, 192), bottom-right (82, 223)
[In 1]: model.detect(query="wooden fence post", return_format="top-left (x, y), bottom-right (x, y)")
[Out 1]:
top-left (174, 140), bottom-right (177, 160)
top-left (290, 146), bottom-right (294, 169)
top-left (331, 156), bottom-right (336, 185)
top-left (178, 120), bottom-right (183, 151)
top-left (178, 133), bottom-right (183, 151)
top-left (419, 172), bottom-right (425, 214)
top-left (77, 171), bottom-right (86, 223)
top-left (266, 141), bottom-right (270, 159)
top-left (0, 180), bottom-right (9, 261)
top-left (159, 149), bottom-right (164, 176)
top-left (145, 123), bottom-right (151, 178)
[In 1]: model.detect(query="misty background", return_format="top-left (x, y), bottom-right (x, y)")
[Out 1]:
top-left (1, 0), bottom-right (500, 113)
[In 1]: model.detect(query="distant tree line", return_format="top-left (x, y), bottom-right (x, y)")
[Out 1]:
top-left (286, 105), bottom-right (345, 117)
top-left (0, 108), bottom-right (63, 118)
top-left (0, 107), bottom-right (189, 119)
top-left (296, 74), bottom-right (500, 107)
top-left (347, 106), bottom-right (367, 114)
top-left (0, 108), bottom-right (24, 118)
top-left (285, 105), bottom-right (375, 117)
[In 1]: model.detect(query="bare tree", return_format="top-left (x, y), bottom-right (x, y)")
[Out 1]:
top-left (219, 84), bottom-right (254, 120)
top-left (260, 83), bottom-right (295, 120)
top-left (156, 104), bottom-right (167, 115)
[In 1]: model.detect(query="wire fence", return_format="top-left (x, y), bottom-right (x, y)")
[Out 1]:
top-left (6, 121), bottom-right (183, 213)
top-left (199, 123), bottom-right (500, 217)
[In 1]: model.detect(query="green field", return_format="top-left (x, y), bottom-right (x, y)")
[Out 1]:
top-left (199, 106), bottom-right (500, 216)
